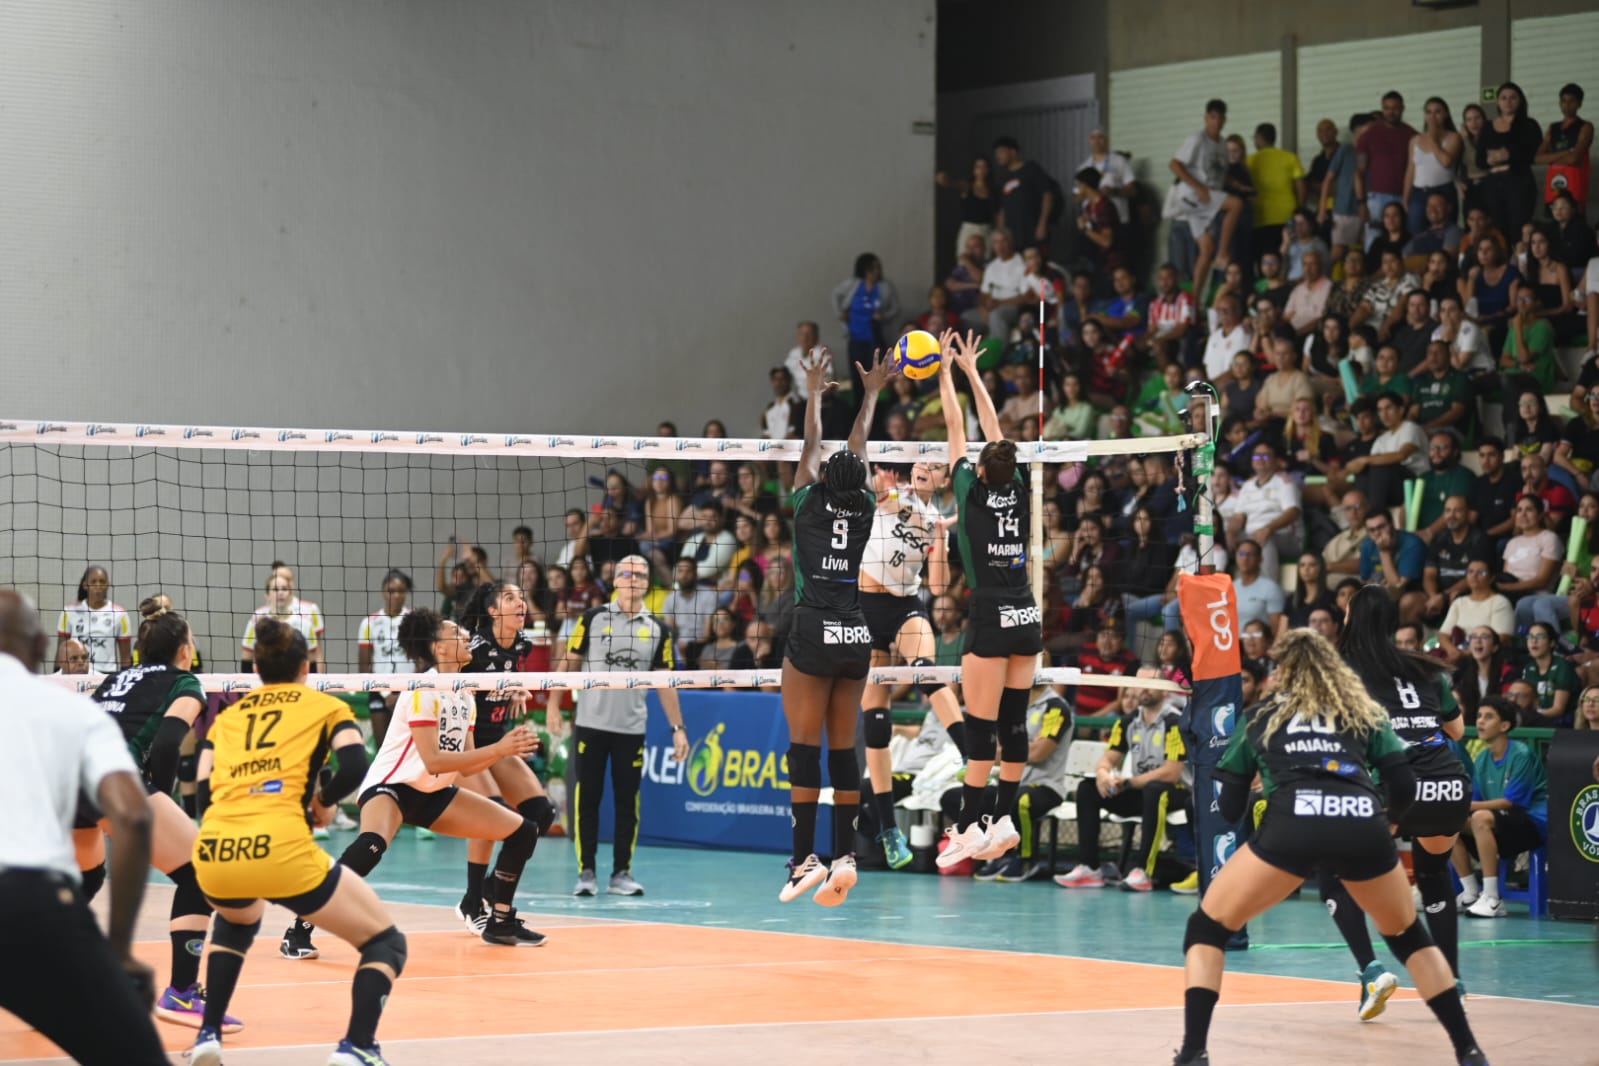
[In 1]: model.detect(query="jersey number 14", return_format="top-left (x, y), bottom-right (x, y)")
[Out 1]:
top-left (997, 509), bottom-right (1020, 538)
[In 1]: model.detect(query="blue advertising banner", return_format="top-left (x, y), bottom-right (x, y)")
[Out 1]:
top-left (596, 691), bottom-right (806, 854)
top-left (1179, 674), bottom-right (1248, 895)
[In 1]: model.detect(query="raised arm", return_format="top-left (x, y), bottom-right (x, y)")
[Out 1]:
top-left (795, 347), bottom-right (834, 490)
top-left (847, 347), bottom-right (895, 458)
top-left (951, 330), bottom-right (1003, 442)
top-left (937, 329), bottom-right (968, 467)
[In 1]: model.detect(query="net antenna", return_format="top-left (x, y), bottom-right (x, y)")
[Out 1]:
top-left (1181, 381), bottom-right (1221, 576)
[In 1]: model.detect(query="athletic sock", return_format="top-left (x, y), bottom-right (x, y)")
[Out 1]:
top-left (946, 719), bottom-right (968, 760)
top-left (345, 967), bottom-right (394, 1048)
top-left (994, 779), bottom-right (1019, 821)
top-left (957, 784), bottom-right (985, 831)
top-left (1482, 875), bottom-right (1500, 899)
top-left (1181, 986), bottom-right (1220, 1056)
top-left (169, 929), bottom-right (204, 991)
top-left (1414, 848), bottom-right (1460, 974)
top-left (181, 793), bottom-right (198, 818)
top-left (790, 801), bottom-right (818, 865)
top-left (872, 789), bottom-right (897, 831)
top-left (832, 798), bottom-right (859, 859)
top-left (1459, 873), bottom-right (1480, 897)
top-left (464, 862), bottom-right (488, 912)
top-left (1321, 873), bottom-right (1377, 970)
top-left (201, 952), bottom-right (245, 1031)
top-left (1425, 987), bottom-right (1479, 1058)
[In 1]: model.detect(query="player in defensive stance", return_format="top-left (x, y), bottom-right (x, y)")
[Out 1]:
top-left (778, 346), bottom-right (889, 905)
top-left (858, 460), bottom-right (966, 868)
top-left (281, 608), bottom-right (544, 958)
top-left (1174, 630), bottom-right (1486, 1066)
top-left (188, 618), bottom-right (404, 1066)
top-left (936, 330), bottom-right (1043, 868)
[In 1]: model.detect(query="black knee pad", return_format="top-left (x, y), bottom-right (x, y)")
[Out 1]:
top-left (862, 707), bottom-right (893, 750)
top-left (167, 863), bottom-right (212, 919)
top-left (1183, 908), bottom-right (1236, 953)
top-left (492, 795), bottom-right (513, 810)
top-left (516, 796), bottom-right (555, 836)
top-left (787, 744), bottom-right (822, 789)
top-left (1382, 918), bottom-right (1436, 966)
top-left (964, 715), bottom-right (998, 762)
top-left (911, 658), bottom-right (944, 699)
top-left (79, 864), bottom-right (106, 903)
top-left (1412, 846), bottom-right (1452, 891)
top-left (176, 753), bottom-right (198, 785)
top-left (497, 818), bottom-right (539, 867)
top-left (340, 832), bottom-right (390, 878)
top-left (998, 687), bottom-right (1030, 763)
top-left (212, 916), bottom-right (261, 954)
top-left (358, 925), bottom-right (408, 977)
top-left (828, 748), bottom-right (861, 794)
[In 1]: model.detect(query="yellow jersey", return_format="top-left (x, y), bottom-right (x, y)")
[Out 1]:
top-left (204, 683), bottom-right (357, 826)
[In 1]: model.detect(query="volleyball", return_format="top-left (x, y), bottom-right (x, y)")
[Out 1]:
top-left (894, 330), bottom-right (942, 380)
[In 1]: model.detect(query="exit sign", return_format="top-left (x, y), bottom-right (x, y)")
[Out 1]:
top-left (1482, 86), bottom-right (1496, 102)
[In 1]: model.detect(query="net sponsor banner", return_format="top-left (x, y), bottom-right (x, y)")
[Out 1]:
top-left (1176, 571), bottom-right (1247, 898)
top-left (1547, 729), bottom-right (1599, 920)
top-left (0, 418), bottom-right (1201, 464)
top-left (1176, 572), bottom-right (1242, 682)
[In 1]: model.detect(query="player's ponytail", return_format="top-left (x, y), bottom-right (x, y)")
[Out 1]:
top-left (137, 611), bottom-right (191, 667)
top-left (458, 580), bottom-right (509, 635)
top-left (252, 617), bottom-right (309, 684)
top-left (397, 608), bottom-right (443, 670)
top-left (979, 440), bottom-right (1018, 487)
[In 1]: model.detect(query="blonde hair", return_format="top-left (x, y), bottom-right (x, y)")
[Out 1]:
top-left (1577, 685), bottom-right (1599, 731)
top-left (1257, 629), bottom-right (1389, 746)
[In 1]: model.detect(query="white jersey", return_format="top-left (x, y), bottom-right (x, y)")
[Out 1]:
top-left (357, 609), bottom-right (411, 673)
top-left (860, 491), bottom-right (943, 598)
top-left (56, 602), bottom-right (132, 673)
top-left (241, 599), bottom-right (324, 652)
top-left (361, 675), bottom-right (477, 793)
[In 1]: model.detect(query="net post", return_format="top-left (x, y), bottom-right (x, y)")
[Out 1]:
top-left (1183, 382), bottom-right (1221, 576)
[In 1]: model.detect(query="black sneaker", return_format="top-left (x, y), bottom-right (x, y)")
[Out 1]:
top-left (1172, 1050), bottom-right (1209, 1065)
top-left (279, 919), bottom-right (318, 960)
top-left (972, 856), bottom-right (1010, 882)
top-left (1459, 1050), bottom-right (1489, 1066)
top-left (482, 909), bottom-right (548, 947)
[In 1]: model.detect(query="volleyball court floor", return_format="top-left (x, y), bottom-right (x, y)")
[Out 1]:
top-left (4, 834), bottom-right (1594, 1065)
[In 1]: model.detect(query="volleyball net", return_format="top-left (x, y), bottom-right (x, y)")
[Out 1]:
top-left (1, 415), bottom-right (1208, 695)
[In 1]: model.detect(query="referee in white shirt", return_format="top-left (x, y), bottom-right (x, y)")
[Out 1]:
top-left (0, 589), bottom-right (169, 1064)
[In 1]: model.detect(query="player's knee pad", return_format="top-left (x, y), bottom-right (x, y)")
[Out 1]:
top-left (827, 748), bottom-right (861, 794)
top-left (79, 863), bottom-right (106, 903)
top-left (787, 744), bottom-right (822, 789)
top-left (516, 796), bottom-right (555, 836)
top-left (964, 715), bottom-right (999, 762)
top-left (998, 686), bottom-right (1029, 728)
top-left (1381, 918), bottom-right (1435, 966)
top-left (497, 818), bottom-right (539, 868)
top-left (167, 863), bottom-right (212, 919)
top-left (862, 707), bottom-right (893, 750)
top-left (176, 753), bottom-right (198, 785)
top-left (358, 925), bottom-right (408, 978)
top-left (339, 832), bottom-right (389, 878)
top-left (492, 795), bottom-right (513, 810)
top-left (911, 657), bottom-right (944, 699)
top-left (1183, 908), bottom-right (1236, 953)
top-left (212, 915), bottom-right (261, 954)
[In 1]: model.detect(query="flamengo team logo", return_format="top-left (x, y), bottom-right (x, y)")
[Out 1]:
top-left (998, 604), bottom-right (1041, 629)
top-left (1573, 784), bottom-right (1599, 863)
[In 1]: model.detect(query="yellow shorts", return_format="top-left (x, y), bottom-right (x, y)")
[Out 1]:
top-left (193, 820), bottom-right (332, 903)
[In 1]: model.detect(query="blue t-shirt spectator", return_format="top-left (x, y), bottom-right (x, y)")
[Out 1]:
top-left (1326, 143), bottom-right (1360, 216)
top-left (848, 282), bottom-right (882, 343)
top-left (1472, 739), bottom-right (1548, 837)
top-left (1359, 529), bottom-right (1427, 586)
top-left (1233, 574), bottom-right (1285, 628)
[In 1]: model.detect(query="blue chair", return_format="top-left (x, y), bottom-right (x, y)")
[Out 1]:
top-left (1497, 844), bottom-right (1548, 917)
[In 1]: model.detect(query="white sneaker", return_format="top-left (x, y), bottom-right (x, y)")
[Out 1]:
top-left (1465, 894), bottom-right (1506, 918)
top-left (779, 854), bottom-right (828, 902)
top-left (330, 808), bottom-right (358, 831)
top-left (814, 855), bottom-right (858, 907)
top-left (1053, 863), bottom-right (1106, 888)
top-left (1455, 889), bottom-right (1480, 913)
top-left (974, 814), bottom-right (1020, 860)
top-left (1122, 868), bottom-right (1154, 892)
top-left (936, 823), bottom-right (988, 868)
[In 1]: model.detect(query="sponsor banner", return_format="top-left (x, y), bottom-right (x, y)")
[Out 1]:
top-left (1548, 730), bottom-right (1599, 920)
top-left (1177, 572), bottom-right (1242, 682)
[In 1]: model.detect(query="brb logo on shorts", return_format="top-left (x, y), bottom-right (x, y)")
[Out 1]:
top-left (822, 621), bottom-right (871, 645)
top-left (1293, 791), bottom-right (1375, 818)
top-left (1415, 778), bottom-right (1466, 803)
top-left (998, 604), bottom-right (1041, 628)
top-left (1572, 784), bottom-right (1599, 863)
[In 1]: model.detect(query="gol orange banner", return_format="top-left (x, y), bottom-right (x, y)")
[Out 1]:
top-left (1177, 572), bottom-right (1242, 682)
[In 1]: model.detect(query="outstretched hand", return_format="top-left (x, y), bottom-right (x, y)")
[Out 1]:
top-left (800, 347), bottom-right (838, 396)
top-left (946, 329), bottom-right (983, 376)
top-left (856, 347), bottom-right (897, 395)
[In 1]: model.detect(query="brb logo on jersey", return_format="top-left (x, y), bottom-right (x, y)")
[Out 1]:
top-left (998, 604), bottom-right (1041, 628)
top-left (1571, 784), bottom-right (1599, 863)
top-left (1293, 791), bottom-right (1375, 818)
top-left (822, 621), bottom-right (871, 645)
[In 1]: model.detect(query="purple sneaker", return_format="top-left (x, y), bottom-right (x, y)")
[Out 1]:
top-left (154, 983), bottom-right (243, 1034)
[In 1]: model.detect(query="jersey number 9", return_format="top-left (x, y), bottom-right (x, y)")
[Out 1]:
top-left (831, 518), bottom-right (849, 549)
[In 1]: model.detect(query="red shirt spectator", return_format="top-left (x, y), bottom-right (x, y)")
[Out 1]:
top-left (1073, 625), bottom-right (1140, 716)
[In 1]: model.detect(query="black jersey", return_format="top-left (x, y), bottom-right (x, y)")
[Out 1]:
top-left (467, 627), bottom-right (532, 728)
top-left (952, 458), bottom-right (1030, 594)
top-left (1358, 665), bottom-right (1466, 778)
top-left (90, 664), bottom-right (205, 779)
top-left (790, 482), bottom-right (875, 613)
top-left (1217, 697), bottom-right (1409, 803)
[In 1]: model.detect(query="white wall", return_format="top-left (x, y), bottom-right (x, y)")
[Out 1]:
top-left (0, 0), bottom-right (936, 439)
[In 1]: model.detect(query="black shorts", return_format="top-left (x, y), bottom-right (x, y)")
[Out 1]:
top-left (474, 716), bottom-right (508, 747)
top-left (963, 589), bottom-right (1043, 659)
top-left (860, 591), bottom-right (928, 652)
top-left (359, 782), bottom-right (458, 829)
top-left (784, 604), bottom-right (872, 680)
top-left (1461, 806), bottom-right (1545, 859)
top-left (1250, 788), bottom-right (1399, 882)
top-left (1395, 771), bottom-right (1472, 838)
top-left (208, 862), bottom-right (343, 918)
top-left (74, 777), bottom-right (162, 829)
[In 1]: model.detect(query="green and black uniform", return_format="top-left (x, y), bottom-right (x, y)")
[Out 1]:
top-left (1215, 699), bottom-right (1413, 881)
top-left (1359, 665), bottom-right (1470, 837)
top-left (77, 664), bottom-right (204, 825)
top-left (952, 457), bottom-right (1041, 658)
top-left (784, 482), bottom-right (875, 679)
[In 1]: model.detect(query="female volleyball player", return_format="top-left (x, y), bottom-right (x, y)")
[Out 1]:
top-left (56, 563), bottom-right (132, 672)
top-left (454, 580), bottom-right (556, 937)
top-left (936, 329), bottom-right (1043, 868)
top-left (241, 569), bottom-right (325, 672)
top-left (280, 609), bottom-right (544, 957)
top-left (188, 618), bottom-right (404, 1066)
top-left (1317, 586), bottom-right (1472, 1017)
top-left (777, 345), bottom-right (890, 906)
top-left (74, 609), bottom-right (242, 1032)
top-left (1174, 629), bottom-right (1486, 1066)
top-left (356, 568), bottom-right (413, 746)
top-left (858, 459), bottom-right (966, 868)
